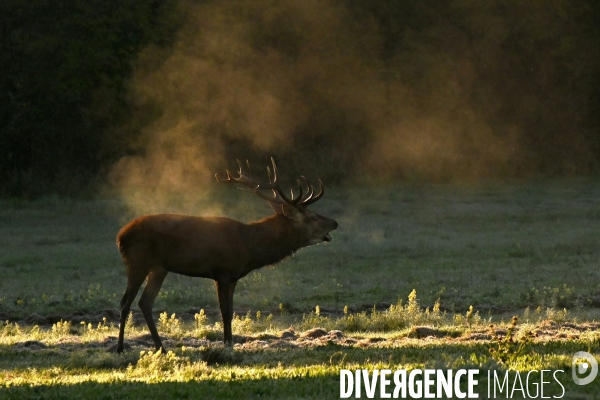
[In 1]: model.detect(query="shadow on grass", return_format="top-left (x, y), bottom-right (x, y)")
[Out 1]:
top-left (1, 375), bottom-right (341, 400)
top-left (1, 365), bottom-right (596, 400)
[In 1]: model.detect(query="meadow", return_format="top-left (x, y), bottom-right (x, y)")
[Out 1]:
top-left (1, 179), bottom-right (600, 398)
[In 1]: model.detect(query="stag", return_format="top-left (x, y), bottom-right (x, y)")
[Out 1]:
top-left (115, 158), bottom-right (337, 353)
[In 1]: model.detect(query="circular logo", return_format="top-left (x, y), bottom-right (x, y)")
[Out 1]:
top-left (572, 351), bottom-right (598, 385)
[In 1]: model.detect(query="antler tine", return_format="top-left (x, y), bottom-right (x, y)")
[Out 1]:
top-left (268, 157), bottom-right (297, 205)
top-left (291, 179), bottom-right (302, 200)
top-left (214, 170), bottom-right (231, 183)
top-left (297, 176), bottom-right (314, 203)
top-left (269, 157), bottom-right (278, 182)
top-left (236, 159), bottom-right (244, 174)
top-left (301, 179), bottom-right (324, 206)
top-left (215, 159), bottom-right (259, 190)
top-left (217, 158), bottom-right (318, 207)
top-left (289, 178), bottom-right (305, 204)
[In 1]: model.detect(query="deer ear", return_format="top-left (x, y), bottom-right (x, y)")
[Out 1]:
top-left (281, 204), bottom-right (302, 221)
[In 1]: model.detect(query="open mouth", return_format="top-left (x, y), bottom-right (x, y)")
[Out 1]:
top-left (324, 233), bottom-right (333, 242)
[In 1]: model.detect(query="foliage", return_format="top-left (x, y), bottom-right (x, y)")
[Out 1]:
top-left (50, 320), bottom-right (72, 338)
top-left (0, 0), bottom-right (180, 196)
top-left (134, 348), bottom-right (191, 373)
top-left (158, 312), bottom-right (183, 337)
top-left (0, 311), bottom-right (597, 398)
top-left (488, 316), bottom-right (534, 367)
top-left (299, 289), bottom-right (448, 333)
top-left (1, 321), bottom-right (22, 337)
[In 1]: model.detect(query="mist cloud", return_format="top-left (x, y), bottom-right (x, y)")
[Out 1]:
top-left (108, 0), bottom-right (599, 213)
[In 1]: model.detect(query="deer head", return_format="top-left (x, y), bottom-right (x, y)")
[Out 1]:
top-left (215, 158), bottom-right (337, 246)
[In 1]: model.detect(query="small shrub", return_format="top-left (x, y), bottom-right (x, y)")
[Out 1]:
top-left (466, 305), bottom-right (474, 327)
top-left (96, 317), bottom-right (110, 332)
top-left (29, 325), bottom-right (43, 340)
top-left (488, 316), bottom-right (533, 367)
top-left (231, 312), bottom-right (251, 334)
top-left (545, 307), bottom-right (568, 323)
top-left (126, 311), bottom-right (135, 332)
top-left (194, 309), bottom-right (208, 329)
top-left (158, 312), bottom-right (182, 337)
top-left (523, 306), bottom-right (531, 322)
top-left (1, 321), bottom-right (22, 337)
top-left (133, 349), bottom-right (192, 377)
top-left (51, 320), bottom-right (72, 338)
top-left (327, 290), bottom-right (448, 333)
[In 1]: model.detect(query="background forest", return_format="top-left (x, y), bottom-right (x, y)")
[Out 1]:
top-left (1, 0), bottom-right (600, 197)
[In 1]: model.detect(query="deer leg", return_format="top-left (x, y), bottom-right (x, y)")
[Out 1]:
top-left (117, 274), bottom-right (147, 353)
top-left (138, 266), bottom-right (169, 352)
top-left (227, 280), bottom-right (237, 344)
top-left (215, 280), bottom-right (237, 346)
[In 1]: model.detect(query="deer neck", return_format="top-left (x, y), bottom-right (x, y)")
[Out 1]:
top-left (246, 214), bottom-right (303, 269)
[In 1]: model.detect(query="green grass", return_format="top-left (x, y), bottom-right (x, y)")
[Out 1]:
top-left (1, 311), bottom-right (599, 399)
top-left (2, 179), bottom-right (600, 317)
top-left (1, 179), bottom-right (600, 398)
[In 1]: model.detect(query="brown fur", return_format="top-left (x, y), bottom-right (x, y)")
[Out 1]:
top-left (116, 209), bottom-right (337, 353)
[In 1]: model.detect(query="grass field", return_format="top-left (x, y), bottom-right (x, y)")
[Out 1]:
top-left (1, 179), bottom-right (600, 398)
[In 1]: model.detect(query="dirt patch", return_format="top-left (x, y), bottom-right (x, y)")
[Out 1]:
top-left (300, 328), bottom-right (329, 339)
top-left (461, 320), bottom-right (600, 342)
top-left (6, 321), bottom-right (598, 358)
top-left (17, 309), bottom-right (121, 326)
top-left (529, 320), bottom-right (600, 341)
top-left (15, 340), bottom-right (47, 350)
top-left (5, 312), bottom-right (599, 355)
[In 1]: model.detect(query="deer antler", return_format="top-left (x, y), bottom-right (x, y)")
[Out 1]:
top-left (216, 158), bottom-right (313, 207)
top-left (299, 178), bottom-right (324, 206)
